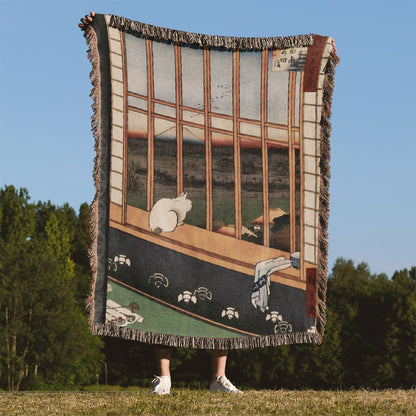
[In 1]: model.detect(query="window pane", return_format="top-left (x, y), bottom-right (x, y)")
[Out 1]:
top-left (127, 110), bottom-right (148, 210)
top-left (128, 95), bottom-right (148, 111)
top-left (210, 49), bottom-right (233, 116)
top-left (154, 103), bottom-right (176, 118)
top-left (211, 116), bottom-right (233, 131)
top-left (267, 127), bottom-right (288, 141)
top-left (212, 133), bottom-right (235, 236)
top-left (128, 109), bottom-right (147, 136)
top-left (182, 110), bottom-right (204, 125)
top-left (182, 125), bottom-right (206, 228)
top-left (152, 41), bottom-right (176, 103)
top-left (241, 141), bottom-right (263, 245)
top-left (153, 118), bottom-right (177, 203)
top-left (240, 121), bottom-right (261, 137)
top-left (239, 51), bottom-right (261, 121)
top-left (125, 33), bottom-right (147, 96)
top-left (267, 51), bottom-right (289, 125)
top-left (294, 131), bottom-right (300, 142)
top-left (268, 145), bottom-right (290, 252)
top-left (181, 46), bottom-right (204, 110)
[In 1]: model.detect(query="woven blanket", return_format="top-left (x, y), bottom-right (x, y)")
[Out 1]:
top-left (82, 14), bottom-right (339, 349)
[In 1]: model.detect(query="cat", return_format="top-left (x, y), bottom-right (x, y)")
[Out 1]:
top-left (149, 192), bottom-right (192, 234)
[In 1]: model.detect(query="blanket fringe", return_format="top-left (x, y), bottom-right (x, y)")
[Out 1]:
top-left (90, 322), bottom-right (320, 349)
top-left (317, 45), bottom-right (340, 341)
top-left (83, 24), bottom-right (101, 327)
top-left (109, 14), bottom-right (314, 50)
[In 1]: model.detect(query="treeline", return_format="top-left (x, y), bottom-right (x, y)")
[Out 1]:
top-left (0, 186), bottom-right (103, 391)
top-left (229, 260), bottom-right (416, 389)
top-left (1, 186), bottom-right (415, 390)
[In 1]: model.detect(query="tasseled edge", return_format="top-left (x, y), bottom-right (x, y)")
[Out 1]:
top-left (90, 322), bottom-right (321, 350)
top-left (109, 14), bottom-right (314, 50)
top-left (83, 25), bottom-right (101, 327)
top-left (316, 44), bottom-right (340, 342)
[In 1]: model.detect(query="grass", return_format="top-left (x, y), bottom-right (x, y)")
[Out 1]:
top-left (1, 388), bottom-right (415, 415)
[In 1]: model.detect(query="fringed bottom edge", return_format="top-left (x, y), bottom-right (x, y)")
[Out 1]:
top-left (90, 323), bottom-right (321, 350)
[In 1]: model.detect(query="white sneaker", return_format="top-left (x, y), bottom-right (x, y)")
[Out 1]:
top-left (151, 375), bottom-right (171, 395)
top-left (209, 375), bottom-right (242, 393)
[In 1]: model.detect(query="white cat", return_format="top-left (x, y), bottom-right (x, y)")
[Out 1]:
top-left (149, 192), bottom-right (192, 234)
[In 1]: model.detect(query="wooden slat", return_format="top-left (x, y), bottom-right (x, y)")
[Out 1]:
top-left (147, 113), bottom-right (176, 122)
top-left (208, 126), bottom-right (233, 135)
top-left (121, 32), bottom-right (128, 224)
top-left (180, 105), bottom-right (205, 114)
top-left (127, 106), bottom-right (147, 115)
top-left (266, 138), bottom-right (300, 149)
top-left (128, 91), bottom-right (148, 100)
top-left (146, 38), bottom-right (154, 211)
top-left (233, 50), bottom-right (242, 240)
top-left (152, 98), bottom-right (176, 107)
top-left (289, 71), bottom-right (296, 254)
top-left (209, 112), bottom-right (233, 120)
top-left (264, 122), bottom-right (291, 130)
top-left (238, 117), bottom-right (262, 125)
top-left (261, 50), bottom-right (269, 247)
top-left (175, 43), bottom-right (183, 196)
top-left (299, 72), bottom-right (306, 280)
top-left (204, 48), bottom-right (212, 231)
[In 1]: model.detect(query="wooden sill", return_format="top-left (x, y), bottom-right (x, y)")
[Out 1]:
top-left (110, 202), bottom-right (307, 291)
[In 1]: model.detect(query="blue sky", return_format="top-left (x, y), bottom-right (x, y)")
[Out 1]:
top-left (1, 0), bottom-right (415, 277)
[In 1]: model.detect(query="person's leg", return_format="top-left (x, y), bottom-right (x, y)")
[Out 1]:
top-left (156, 347), bottom-right (172, 378)
top-left (210, 349), bottom-right (242, 393)
top-left (211, 349), bottom-right (228, 381)
top-left (152, 347), bottom-right (172, 394)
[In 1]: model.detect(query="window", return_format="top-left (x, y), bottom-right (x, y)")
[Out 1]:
top-left (120, 33), bottom-right (305, 283)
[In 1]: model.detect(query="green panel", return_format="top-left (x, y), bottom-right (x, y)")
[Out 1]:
top-left (107, 280), bottom-right (244, 339)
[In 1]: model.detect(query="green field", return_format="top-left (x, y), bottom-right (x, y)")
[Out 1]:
top-left (1, 389), bottom-right (415, 415)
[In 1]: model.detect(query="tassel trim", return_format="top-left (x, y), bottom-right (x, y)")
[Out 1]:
top-left (83, 24), bottom-right (101, 327)
top-left (109, 14), bottom-right (314, 50)
top-left (317, 44), bottom-right (340, 341)
top-left (90, 322), bottom-right (320, 350)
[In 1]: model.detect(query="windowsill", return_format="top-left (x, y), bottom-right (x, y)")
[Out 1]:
top-left (110, 203), bottom-right (306, 290)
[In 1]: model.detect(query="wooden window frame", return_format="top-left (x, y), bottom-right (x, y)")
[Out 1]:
top-left (118, 34), bottom-right (306, 287)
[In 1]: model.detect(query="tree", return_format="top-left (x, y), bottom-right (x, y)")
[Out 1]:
top-left (383, 268), bottom-right (416, 386)
top-left (325, 258), bottom-right (416, 388)
top-left (0, 186), bottom-right (37, 390)
top-left (0, 186), bottom-right (103, 391)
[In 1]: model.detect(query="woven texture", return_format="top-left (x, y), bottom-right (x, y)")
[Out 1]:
top-left (82, 14), bottom-right (339, 349)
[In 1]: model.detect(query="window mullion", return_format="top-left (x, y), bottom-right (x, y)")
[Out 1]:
top-left (175, 43), bottom-right (183, 196)
top-left (261, 50), bottom-right (269, 247)
top-left (289, 71), bottom-right (296, 254)
top-left (299, 71), bottom-right (305, 280)
top-left (233, 50), bottom-right (242, 240)
top-left (146, 38), bottom-right (154, 211)
top-left (121, 32), bottom-right (128, 224)
top-left (204, 48), bottom-right (212, 231)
